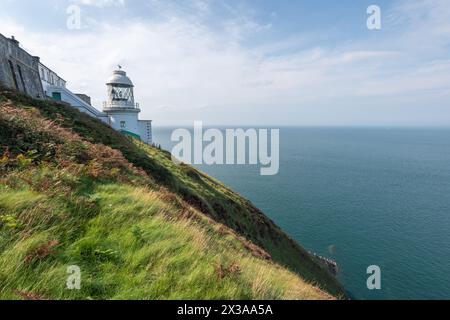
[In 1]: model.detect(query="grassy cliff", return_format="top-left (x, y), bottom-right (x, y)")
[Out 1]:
top-left (0, 88), bottom-right (345, 300)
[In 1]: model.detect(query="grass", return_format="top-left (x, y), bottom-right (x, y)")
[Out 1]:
top-left (0, 87), bottom-right (345, 300)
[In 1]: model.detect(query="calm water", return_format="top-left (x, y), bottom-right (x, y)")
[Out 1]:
top-left (153, 127), bottom-right (450, 300)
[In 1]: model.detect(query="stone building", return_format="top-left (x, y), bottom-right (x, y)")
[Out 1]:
top-left (0, 34), bottom-right (45, 98)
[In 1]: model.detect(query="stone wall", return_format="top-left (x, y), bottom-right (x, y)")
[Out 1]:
top-left (75, 93), bottom-right (92, 106)
top-left (0, 34), bottom-right (45, 98)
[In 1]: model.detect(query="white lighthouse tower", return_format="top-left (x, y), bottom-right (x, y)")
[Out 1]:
top-left (103, 66), bottom-right (152, 145)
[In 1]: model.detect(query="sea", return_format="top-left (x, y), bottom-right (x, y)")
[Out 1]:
top-left (153, 126), bottom-right (450, 300)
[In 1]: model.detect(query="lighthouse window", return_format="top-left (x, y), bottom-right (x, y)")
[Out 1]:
top-left (120, 121), bottom-right (126, 128)
top-left (110, 87), bottom-right (133, 103)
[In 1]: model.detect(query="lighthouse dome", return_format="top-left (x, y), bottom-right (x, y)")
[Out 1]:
top-left (106, 69), bottom-right (134, 87)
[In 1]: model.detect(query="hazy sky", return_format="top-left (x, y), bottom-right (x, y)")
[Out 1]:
top-left (1, 0), bottom-right (450, 126)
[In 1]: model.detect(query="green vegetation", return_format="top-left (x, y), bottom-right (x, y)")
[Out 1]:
top-left (0, 88), bottom-right (344, 300)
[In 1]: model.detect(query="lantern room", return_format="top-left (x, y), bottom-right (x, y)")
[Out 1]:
top-left (105, 66), bottom-right (139, 110)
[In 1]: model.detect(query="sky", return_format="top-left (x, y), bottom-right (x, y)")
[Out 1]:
top-left (1, 0), bottom-right (450, 126)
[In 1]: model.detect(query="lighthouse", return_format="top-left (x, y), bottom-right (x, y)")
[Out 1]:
top-left (103, 66), bottom-right (152, 145)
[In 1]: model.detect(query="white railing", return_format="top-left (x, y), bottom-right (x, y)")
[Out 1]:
top-left (103, 101), bottom-right (141, 110)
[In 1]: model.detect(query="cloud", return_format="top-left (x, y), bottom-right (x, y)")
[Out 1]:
top-left (70, 0), bottom-right (125, 7)
top-left (1, 0), bottom-right (449, 126)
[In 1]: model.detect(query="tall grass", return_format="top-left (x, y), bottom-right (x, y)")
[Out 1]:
top-left (0, 88), bottom-right (343, 300)
top-left (0, 183), bottom-right (332, 300)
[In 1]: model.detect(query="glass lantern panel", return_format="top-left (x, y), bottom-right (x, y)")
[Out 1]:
top-left (110, 86), bottom-right (134, 103)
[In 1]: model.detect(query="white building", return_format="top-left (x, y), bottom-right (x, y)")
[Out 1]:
top-left (38, 64), bottom-right (152, 145)
top-left (103, 67), bottom-right (152, 145)
top-left (1, 35), bottom-right (153, 145)
top-left (39, 63), bottom-right (109, 123)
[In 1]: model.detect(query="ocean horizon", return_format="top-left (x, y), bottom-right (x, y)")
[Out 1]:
top-left (154, 126), bottom-right (450, 300)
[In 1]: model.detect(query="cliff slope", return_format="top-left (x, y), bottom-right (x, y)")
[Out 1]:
top-left (0, 88), bottom-right (344, 300)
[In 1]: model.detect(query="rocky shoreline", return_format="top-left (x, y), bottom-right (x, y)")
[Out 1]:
top-left (311, 253), bottom-right (339, 276)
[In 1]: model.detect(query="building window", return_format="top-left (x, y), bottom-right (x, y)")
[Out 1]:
top-left (120, 121), bottom-right (126, 128)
